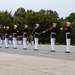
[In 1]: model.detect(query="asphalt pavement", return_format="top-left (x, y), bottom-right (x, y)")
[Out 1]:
top-left (0, 43), bottom-right (75, 61)
top-left (0, 43), bottom-right (75, 75)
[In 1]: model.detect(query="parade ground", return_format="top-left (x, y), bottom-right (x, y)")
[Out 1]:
top-left (0, 44), bottom-right (75, 75)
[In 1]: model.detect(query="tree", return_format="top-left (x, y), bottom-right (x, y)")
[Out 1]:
top-left (14, 7), bottom-right (26, 18)
top-left (65, 13), bottom-right (75, 22)
top-left (0, 11), bottom-right (13, 26)
top-left (0, 9), bottom-right (75, 44)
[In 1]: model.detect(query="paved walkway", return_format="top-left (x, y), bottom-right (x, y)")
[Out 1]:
top-left (0, 44), bottom-right (75, 75)
top-left (0, 52), bottom-right (75, 75)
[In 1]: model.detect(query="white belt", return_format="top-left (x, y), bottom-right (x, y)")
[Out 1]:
top-left (13, 33), bottom-right (17, 34)
top-left (51, 32), bottom-right (56, 34)
top-left (66, 32), bottom-right (70, 34)
top-left (23, 32), bottom-right (27, 34)
top-left (6, 34), bottom-right (8, 35)
top-left (35, 32), bottom-right (39, 34)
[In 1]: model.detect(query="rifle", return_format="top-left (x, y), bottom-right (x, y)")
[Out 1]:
top-left (30, 27), bottom-right (36, 39)
top-left (37, 28), bottom-right (51, 37)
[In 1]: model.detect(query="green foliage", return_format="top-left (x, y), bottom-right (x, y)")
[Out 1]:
top-left (14, 7), bottom-right (26, 18)
top-left (0, 8), bottom-right (75, 44)
top-left (65, 13), bottom-right (75, 22)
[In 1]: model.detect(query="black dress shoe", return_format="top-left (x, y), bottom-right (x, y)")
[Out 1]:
top-left (13, 48), bottom-right (17, 49)
top-left (23, 48), bottom-right (27, 50)
top-left (65, 51), bottom-right (70, 53)
top-left (34, 49), bottom-right (38, 51)
top-left (50, 50), bottom-right (55, 52)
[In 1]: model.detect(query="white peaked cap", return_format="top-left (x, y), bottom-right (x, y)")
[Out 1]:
top-left (7, 26), bottom-right (9, 28)
top-left (4, 26), bottom-right (5, 29)
top-left (14, 25), bottom-right (17, 27)
top-left (36, 24), bottom-right (40, 26)
top-left (25, 24), bottom-right (28, 27)
top-left (53, 23), bottom-right (57, 25)
top-left (67, 22), bottom-right (71, 24)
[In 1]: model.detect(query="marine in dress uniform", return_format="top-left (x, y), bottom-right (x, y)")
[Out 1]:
top-left (61, 22), bottom-right (72, 53)
top-left (23, 25), bottom-right (28, 50)
top-left (31, 24), bottom-right (40, 50)
top-left (43, 23), bottom-right (57, 52)
top-left (13, 25), bottom-right (18, 49)
top-left (5, 26), bottom-right (10, 48)
top-left (0, 26), bottom-right (2, 48)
